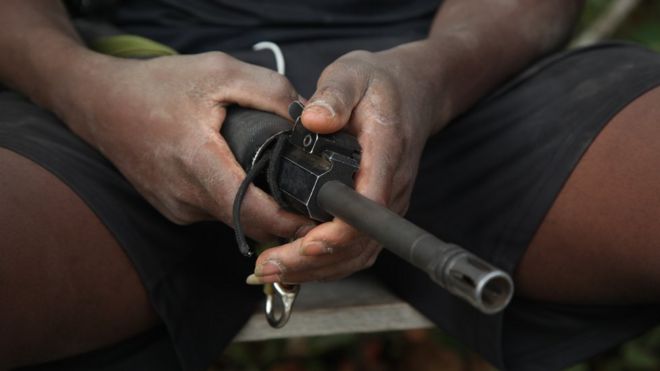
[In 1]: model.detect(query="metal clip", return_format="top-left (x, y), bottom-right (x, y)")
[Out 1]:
top-left (265, 282), bottom-right (300, 328)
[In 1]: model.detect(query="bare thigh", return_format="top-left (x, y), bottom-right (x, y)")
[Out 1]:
top-left (517, 86), bottom-right (660, 304)
top-left (0, 148), bottom-right (159, 369)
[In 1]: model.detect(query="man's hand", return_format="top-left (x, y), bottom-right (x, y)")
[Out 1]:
top-left (61, 52), bottom-right (312, 242)
top-left (0, 1), bottom-right (314, 244)
top-left (248, 0), bottom-right (584, 284)
top-left (250, 44), bottom-right (444, 283)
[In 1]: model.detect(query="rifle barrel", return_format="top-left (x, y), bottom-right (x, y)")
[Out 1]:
top-left (317, 180), bottom-right (513, 314)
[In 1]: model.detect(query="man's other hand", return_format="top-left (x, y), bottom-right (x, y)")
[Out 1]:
top-left (65, 52), bottom-right (311, 243)
top-left (250, 45), bottom-right (445, 284)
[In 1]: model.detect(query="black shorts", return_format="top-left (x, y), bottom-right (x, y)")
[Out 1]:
top-left (2, 41), bottom-right (660, 371)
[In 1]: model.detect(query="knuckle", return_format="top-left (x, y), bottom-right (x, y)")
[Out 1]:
top-left (392, 168), bottom-right (415, 192)
top-left (353, 250), bottom-right (372, 270)
top-left (158, 191), bottom-right (206, 225)
top-left (163, 208), bottom-right (198, 225)
top-left (319, 64), bottom-right (369, 86)
top-left (315, 84), bottom-right (345, 103)
top-left (369, 193), bottom-right (389, 207)
top-left (332, 50), bottom-right (373, 72)
top-left (200, 52), bottom-right (241, 88)
top-left (269, 73), bottom-right (296, 97)
top-left (364, 251), bottom-right (379, 268)
top-left (201, 51), bottom-right (232, 69)
top-left (343, 49), bottom-right (373, 61)
top-left (140, 189), bottom-right (198, 226)
top-left (273, 224), bottom-right (295, 240)
top-left (396, 199), bottom-right (411, 216)
top-left (320, 58), bottom-right (361, 85)
top-left (356, 242), bottom-right (380, 269)
top-left (335, 50), bottom-right (374, 76)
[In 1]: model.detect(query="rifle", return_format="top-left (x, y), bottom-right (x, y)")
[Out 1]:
top-left (73, 20), bottom-right (513, 329)
top-left (222, 102), bottom-right (514, 328)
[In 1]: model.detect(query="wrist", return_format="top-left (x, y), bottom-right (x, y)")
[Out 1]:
top-left (0, 0), bottom-right (122, 136)
top-left (20, 35), bottom-right (132, 149)
top-left (378, 40), bottom-right (454, 134)
top-left (29, 43), bottom-right (108, 113)
top-left (4, 30), bottom-right (101, 110)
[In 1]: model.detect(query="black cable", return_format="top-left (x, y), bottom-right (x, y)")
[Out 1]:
top-left (233, 155), bottom-right (269, 257)
top-left (232, 131), bottom-right (290, 257)
top-left (266, 134), bottom-right (288, 207)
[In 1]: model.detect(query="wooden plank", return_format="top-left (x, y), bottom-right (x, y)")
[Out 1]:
top-left (234, 274), bottom-right (434, 342)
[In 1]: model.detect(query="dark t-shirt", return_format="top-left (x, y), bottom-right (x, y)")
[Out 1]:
top-left (113, 0), bottom-right (441, 52)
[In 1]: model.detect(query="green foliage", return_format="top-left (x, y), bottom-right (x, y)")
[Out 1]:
top-left (563, 327), bottom-right (660, 371)
top-left (577, 0), bottom-right (616, 32)
top-left (615, 1), bottom-right (660, 51)
top-left (577, 0), bottom-right (660, 50)
top-left (565, 363), bottom-right (591, 371)
top-left (217, 330), bottom-right (493, 371)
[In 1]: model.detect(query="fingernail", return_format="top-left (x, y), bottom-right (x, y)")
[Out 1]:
top-left (305, 100), bottom-right (336, 118)
top-left (246, 274), bottom-right (262, 285)
top-left (255, 260), bottom-right (284, 276)
top-left (301, 241), bottom-right (334, 256)
top-left (247, 274), bottom-right (279, 286)
top-left (294, 224), bottom-right (316, 239)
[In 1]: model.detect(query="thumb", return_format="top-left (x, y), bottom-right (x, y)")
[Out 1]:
top-left (302, 63), bottom-right (369, 134)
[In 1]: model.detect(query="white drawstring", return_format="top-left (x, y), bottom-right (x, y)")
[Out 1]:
top-left (252, 41), bottom-right (286, 75)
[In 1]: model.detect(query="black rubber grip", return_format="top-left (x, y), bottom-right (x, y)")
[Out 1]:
top-left (220, 106), bottom-right (292, 169)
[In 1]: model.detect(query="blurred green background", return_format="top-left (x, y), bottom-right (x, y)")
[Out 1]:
top-left (216, 1), bottom-right (660, 370)
top-left (580, 0), bottom-right (660, 51)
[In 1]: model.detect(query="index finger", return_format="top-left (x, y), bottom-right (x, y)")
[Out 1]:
top-left (210, 54), bottom-right (300, 120)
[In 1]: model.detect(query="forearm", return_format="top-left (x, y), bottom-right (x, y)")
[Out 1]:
top-left (391, 0), bottom-right (584, 132)
top-left (0, 0), bottom-right (100, 114)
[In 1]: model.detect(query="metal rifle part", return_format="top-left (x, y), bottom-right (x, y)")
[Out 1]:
top-left (222, 105), bottom-right (514, 315)
top-left (276, 105), bottom-right (361, 221)
top-left (318, 181), bottom-right (513, 314)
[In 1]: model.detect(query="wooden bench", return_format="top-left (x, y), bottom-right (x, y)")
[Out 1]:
top-left (234, 273), bottom-right (434, 342)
